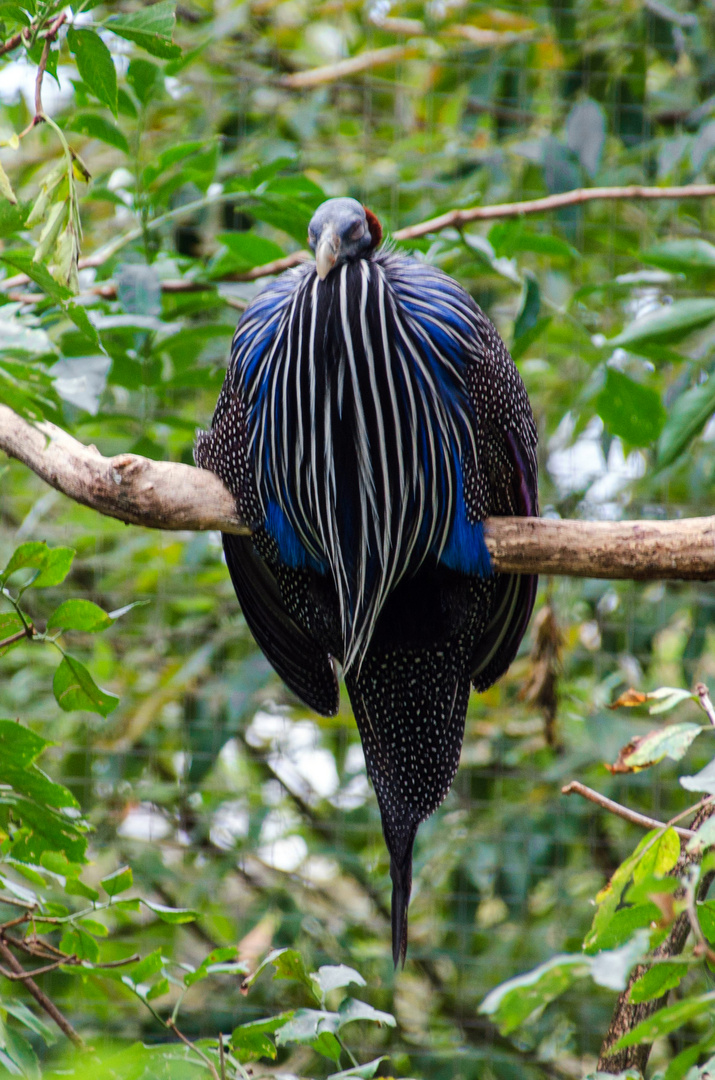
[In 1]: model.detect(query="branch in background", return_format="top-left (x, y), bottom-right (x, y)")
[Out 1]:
top-left (597, 800), bottom-right (715, 1074)
top-left (4, 182), bottom-right (715, 300)
top-left (0, 939), bottom-right (83, 1047)
top-left (391, 184), bottom-right (715, 242)
top-left (277, 44), bottom-right (420, 89)
top-left (561, 781), bottom-right (696, 840)
top-left (4, 404), bottom-right (715, 580)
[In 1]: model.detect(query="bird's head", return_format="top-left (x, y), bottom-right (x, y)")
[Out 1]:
top-left (308, 197), bottom-right (382, 280)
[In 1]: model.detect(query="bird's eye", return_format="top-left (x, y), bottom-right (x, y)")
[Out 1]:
top-left (350, 222), bottom-right (365, 241)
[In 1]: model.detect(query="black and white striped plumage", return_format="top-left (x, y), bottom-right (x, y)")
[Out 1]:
top-left (196, 198), bottom-right (538, 966)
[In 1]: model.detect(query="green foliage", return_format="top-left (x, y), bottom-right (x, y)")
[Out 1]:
top-left (480, 685), bottom-right (715, 1074)
top-left (4, 1), bottom-right (715, 1077)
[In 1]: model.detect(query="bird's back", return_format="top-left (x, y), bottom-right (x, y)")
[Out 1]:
top-left (196, 241), bottom-right (537, 965)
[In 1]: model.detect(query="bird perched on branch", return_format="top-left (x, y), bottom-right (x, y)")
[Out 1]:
top-left (196, 197), bottom-right (538, 965)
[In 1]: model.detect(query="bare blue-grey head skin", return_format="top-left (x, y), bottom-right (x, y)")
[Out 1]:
top-left (308, 197), bottom-right (373, 280)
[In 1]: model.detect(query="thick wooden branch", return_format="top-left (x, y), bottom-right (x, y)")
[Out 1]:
top-left (0, 405), bottom-right (247, 536)
top-left (2, 405), bottom-right (715, 580)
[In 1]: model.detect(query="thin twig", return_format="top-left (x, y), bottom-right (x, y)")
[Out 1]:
top-left (18, 11), bottom-right (66, 140)
top-left (392, 184), bottom-right (715, 242)
top-left (218, 1034), bottom-right (226, 1080)
top-left (166, 1018), bottom-right (219, 1079)
top-left (6, 183), bottom-right (715, 298)
top-left (0, 938), bottom-right (83, 1047)
top-left (0, 27), bottom-right (30, 59)
top-left (0, 624), bottom-right (35, 650)
top-left (561, 781), bottom-right (696, 839)
top-left (0, 957), bottom-right (70, 979)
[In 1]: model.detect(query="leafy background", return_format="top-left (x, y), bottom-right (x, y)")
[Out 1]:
top-left (4, 0), bottom-right (715, 1077)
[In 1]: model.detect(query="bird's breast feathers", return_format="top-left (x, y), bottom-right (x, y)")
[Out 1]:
top-left (228, 250), bottom-right (533, 668)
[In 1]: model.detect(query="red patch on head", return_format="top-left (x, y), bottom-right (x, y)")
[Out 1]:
top-left (363, 206), bottom-right (383, 250)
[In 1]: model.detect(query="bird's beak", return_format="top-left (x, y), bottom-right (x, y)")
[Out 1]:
top-left (315, 224), bottom-right (340, 280)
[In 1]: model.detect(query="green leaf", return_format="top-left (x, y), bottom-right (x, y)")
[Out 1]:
top-left (613, 991), bottom-right (715, 1049)
top-left (480, 954), bottom-right (591, 1034)
top-left (231, 1015), bottom-right (290, 1063)
top-left (337, 998), bottom-right (396, 1029)
top-left (1, 1002), bottom-right (55, 1045)
top-left (142, 899), bottom-right (199, 924)
top-left (127, 948), bottom-right (164, 985)
top-left (641, 238), bottom-right (715, 274)
top-left (106, 1), bottom-right (181, 59)
top-left (32, 546), bottom-right (75, 588)
top-left (621, 722), bottom-right (704, 770)
top-left (610, 298), bottom-right (715, 348)
top-left (0, 721), bottom-right (88, 864)
top-left (145, 977), bottom-right (170, 1000)
top-left (0, 717), bottom-right (51, 770)
top-left (311, 964), bottom-right (366, 1001)
top-left (65, 876), bottom-right (99, 901)
top-left (67, 27), bottom-right (118, 116)
top-left (250, 195), bottom-right (313, 245)
top-left (697, 900), bottom-right (715, 943)
top-left (1, 541), bottom-right (52, 585)
top-left (0, 612), bottom-right (24, 654)
top-left (66, 112), bottom-right (129, 153)
top-left (327, 1059), bottom-right (388, 1080)
top-left (687, 815), bottom-right (715, 854)
top-left (657, 375), bottom-right (715, 468)
top-left (275, 1009), bottom-right (340, 1059)
top-left (629, 962), bottom-right (688, 1003)
top-left (47, 599), bottom-right (112, 633)
top-left (596, 368), bottom-right (665, 447)
top-left (489, 220), bottom-right (577, 260)
top-left (584, 828), bottom-right (680, 953)
top-left (60, 925), bottom-right (99, 963)
top-left (101, 865), bottom-right (133, 896)
top-left (53, 655), bottom-right (119, 716)
top-left (513, 274), bottom-right (540, 343)
top-left (242, 947), bottom-right (320, 1002)
top-left (681, 759), bottom-right (715, 795)
top-left (79, 917), bottom-right (109, 937)
top-left (0, 199), bottom-right (27, 238)
top-left (126, 58), bottom-right (162, 105)
top-left (0, 251), bottom-right (70, 303)
top-left (207, 232), bottom-right (285, 277)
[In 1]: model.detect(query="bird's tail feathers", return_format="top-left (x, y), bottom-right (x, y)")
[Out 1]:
top-left (388, 829), bottom-right (417, 968)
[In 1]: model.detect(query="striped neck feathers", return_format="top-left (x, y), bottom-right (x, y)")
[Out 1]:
top-left (233, 252), bottom-right (491, 670)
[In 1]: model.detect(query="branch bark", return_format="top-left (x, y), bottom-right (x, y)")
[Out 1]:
top-left (391, 184), bottom-right (715, 242)
top-left (3, 404), bottom-right (715, 580)
top-left (4, 184), bottom-right (715, 299)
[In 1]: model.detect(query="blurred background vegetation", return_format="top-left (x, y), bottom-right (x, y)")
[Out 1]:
top-left (4, 0), bottom-right (715, 1077)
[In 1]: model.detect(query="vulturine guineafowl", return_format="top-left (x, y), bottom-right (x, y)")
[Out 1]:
top-left (195, 197), bottom-right (538, 965)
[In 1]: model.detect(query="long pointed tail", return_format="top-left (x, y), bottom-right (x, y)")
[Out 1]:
top-left (390, 837), bottom-right (415, 968)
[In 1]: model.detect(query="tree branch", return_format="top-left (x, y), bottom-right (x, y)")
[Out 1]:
top-left (277, 45), bottom-right (420, 89)
top-left (391, 184), bottom-right (715, 242)
top-left (4, 184), bottom-right (715, 298)
top-left (561, 782), bottom-right (696, 840)
top-left (0, 938), bottom-right (83, 1047)
top-left (3, 405), bottom-right (715, 580)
